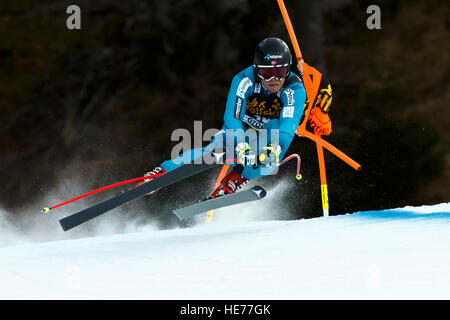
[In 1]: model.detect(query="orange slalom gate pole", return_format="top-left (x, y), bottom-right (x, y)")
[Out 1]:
top-left (276, 0), bottom-right (361, 217)
top-left (316, 141), bottom-right (329, 217)
top-left (276, 1), bottom-right (326, 142)
top-left (276, 0), bottom-right (304, 73)
top-left (276, 0), bottom-right (322, 134)
top-left (277, 0), bottom-right (361, 172)
top-left (276, 0), bottom-right (330, 217)
top-left (300, 130), bottom-right (361, 171)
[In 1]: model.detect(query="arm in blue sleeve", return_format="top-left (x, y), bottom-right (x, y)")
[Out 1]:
top-left (223, 70), bottom-right (254, 131)
top-left (265, 83), bottom-right (306, 158)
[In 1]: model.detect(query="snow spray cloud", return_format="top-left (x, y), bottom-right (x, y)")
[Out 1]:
top-left (0, 207), bottom-right (26, 247)
top-left (0, 165), bottom-right (159, 247)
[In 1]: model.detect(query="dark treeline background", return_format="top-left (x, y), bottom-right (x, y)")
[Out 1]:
top-left (0, 0), bottom-right (448, 228)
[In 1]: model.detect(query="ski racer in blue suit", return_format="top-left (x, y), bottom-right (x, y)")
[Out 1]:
top-left (143, 37), bottom-right (333, 199)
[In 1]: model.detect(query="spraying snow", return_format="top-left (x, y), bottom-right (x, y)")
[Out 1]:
top-left (0, 174), bottom-right (295, 246)
top-left (0, 175), bottom-right (161, 247)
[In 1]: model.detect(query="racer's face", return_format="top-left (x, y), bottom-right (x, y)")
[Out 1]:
top-left (263, 78), bottom-right (285, 93)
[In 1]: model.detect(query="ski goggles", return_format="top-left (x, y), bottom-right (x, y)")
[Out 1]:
top-left (256, 65), bottom-right (289, 81)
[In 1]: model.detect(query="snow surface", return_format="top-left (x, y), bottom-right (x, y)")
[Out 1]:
top-left (0, 201), bottom-right (449, 300)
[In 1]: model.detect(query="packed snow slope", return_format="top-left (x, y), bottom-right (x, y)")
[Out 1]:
top-left (1, 202), bottom-right (449, 299)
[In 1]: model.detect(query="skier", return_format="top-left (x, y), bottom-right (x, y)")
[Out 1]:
top-left (141, 37), bottom-right (333, 199)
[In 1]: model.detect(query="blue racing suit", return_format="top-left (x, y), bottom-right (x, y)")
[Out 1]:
top-left (160, 66), bottom-right (306, 180)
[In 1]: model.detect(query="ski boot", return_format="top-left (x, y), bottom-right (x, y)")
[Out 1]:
top-left (208, 168), bottom-right (249, 199)
top-left (178, 169), bottom-right (248, 228)
top-left (143, 166), bottom-right (166, 182)
top-left (131, 166), bottom-right (167, 195)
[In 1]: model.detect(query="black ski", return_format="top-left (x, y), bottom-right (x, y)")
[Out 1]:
top-left (59, 163), bottom-right (218, 231)
top-left (173, 185), bottom-right (267, 221)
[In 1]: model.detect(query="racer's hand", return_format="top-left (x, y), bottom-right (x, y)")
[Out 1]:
top-left (235, 142), bottom-right (256, 166)
top-left (258, 142), bottom-right (282, 167)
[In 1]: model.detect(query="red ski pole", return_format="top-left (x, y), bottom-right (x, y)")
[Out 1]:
top-left (41, 173), bottom-right (166, 214)
top-left (42, 158), bottom-right (240, 214)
